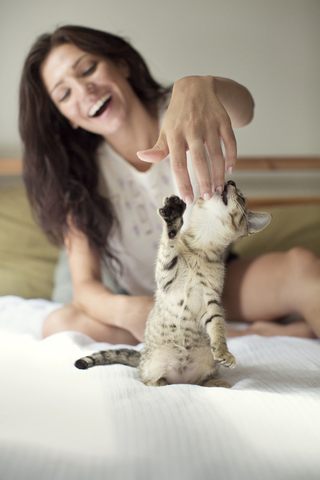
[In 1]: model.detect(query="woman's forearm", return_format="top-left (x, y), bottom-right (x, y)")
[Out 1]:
top-left (171, 75), bottom-right (254, 128)
top-left (73, 278), bottom-right (153, 342)
top-left (212, 76), bottom-right (255, 127)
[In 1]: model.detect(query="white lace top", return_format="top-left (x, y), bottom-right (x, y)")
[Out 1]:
top-left (97, 139), bottom-right (184, 295)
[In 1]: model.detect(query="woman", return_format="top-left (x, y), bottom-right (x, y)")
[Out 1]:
top-left (20, 25), bottom-right (320, 343)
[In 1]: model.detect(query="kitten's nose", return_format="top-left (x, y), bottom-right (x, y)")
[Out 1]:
top-left (227, 180), bottom-right (236, 187)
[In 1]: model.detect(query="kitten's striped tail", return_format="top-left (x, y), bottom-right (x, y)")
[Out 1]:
top-left (74, 349), bottom-right (141, 370)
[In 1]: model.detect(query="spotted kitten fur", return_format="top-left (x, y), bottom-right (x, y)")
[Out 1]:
top-left (75, 181), bottom-right (271, 387)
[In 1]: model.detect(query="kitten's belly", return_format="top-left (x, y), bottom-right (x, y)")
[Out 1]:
top-left (165, 361), bottom-right (200, 384)
top-left (144, 346), bottom-right (217, 385)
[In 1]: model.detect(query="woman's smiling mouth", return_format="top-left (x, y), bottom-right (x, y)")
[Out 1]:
top-left (89, 93), bottom-right (112, 117)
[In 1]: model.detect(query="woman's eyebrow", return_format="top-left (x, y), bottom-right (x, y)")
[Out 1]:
top-left (50, 54), bottom-right (89, 95)
top-left (72, 53), bottom-right (88, 69)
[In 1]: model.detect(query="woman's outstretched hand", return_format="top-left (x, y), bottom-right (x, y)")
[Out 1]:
top-left (137, 76), bottom-right (238, 205)
top-left (137, 76), bottom-right (254, 204)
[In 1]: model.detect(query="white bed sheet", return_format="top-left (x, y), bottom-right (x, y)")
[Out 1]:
top-left (0, 296), bottom-right (319, 480)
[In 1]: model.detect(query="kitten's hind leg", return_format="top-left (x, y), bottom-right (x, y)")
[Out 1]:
top-left (197, 368), bottom-right (231, 388)
top-left (202, 379), bottom-right (231, 388)
top-left (144, 377), bottom-right (168, 387)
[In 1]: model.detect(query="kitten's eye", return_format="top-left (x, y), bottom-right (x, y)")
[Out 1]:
top-left (83, 62), bottom-right (97, 76)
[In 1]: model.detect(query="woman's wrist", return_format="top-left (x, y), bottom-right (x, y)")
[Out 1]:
top-left (112, 293), bottom-right (133, 328)
top-left (73, 280), bottom-right (127, 327)
top-left (114, 294), bottom-right (154, 342)
top-left (213, 77), bottom-right (255, 127)
top-left (173, 75), bottom-right (254, 128)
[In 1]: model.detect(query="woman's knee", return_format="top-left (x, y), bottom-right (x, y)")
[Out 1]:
top-left (42, 304), bottom-right (76, 338)
top-left (42, 304), bottom-right (139, 344)
top-left (284, 247), bottom-right (320, 279)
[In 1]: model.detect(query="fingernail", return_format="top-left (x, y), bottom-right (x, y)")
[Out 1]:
top-left (184, 195), bottom-right (193, 205)
top-left (203, 193), bottom-right (212, 201)
top-left (227, 166), bottom-right (233, 174)
top-left (216, 186), bottom-right (223, 194)
top-left (137, 151), bottom-right (147, 160)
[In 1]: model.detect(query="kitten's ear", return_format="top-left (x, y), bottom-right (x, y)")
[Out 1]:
top-left (247, 212), bottom-right (272, 235)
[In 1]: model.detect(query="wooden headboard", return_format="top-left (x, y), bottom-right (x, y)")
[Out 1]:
top-left (232, 156), bottom-right (320, 208)
top-left (1, 156), bottom-right (320, 209)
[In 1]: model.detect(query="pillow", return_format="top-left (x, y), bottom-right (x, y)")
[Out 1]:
top-left (233, 204), bottom-right (320, 258)
top-left (0, 185), bottom-right (59, 299)
top-left (0, 186), bottom-right (319, 300)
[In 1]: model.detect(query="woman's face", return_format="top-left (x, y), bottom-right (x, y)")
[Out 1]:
top-left (41, 43), bottom-right (137, 138)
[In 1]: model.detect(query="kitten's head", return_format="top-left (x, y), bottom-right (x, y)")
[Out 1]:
top-left (191, 180), bottom-right (271, 244)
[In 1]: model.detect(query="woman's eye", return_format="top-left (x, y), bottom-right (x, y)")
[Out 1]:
top-left (59, 89), bottom-right (71, 102)
top-left (83, 62), bottom-right (97, 76)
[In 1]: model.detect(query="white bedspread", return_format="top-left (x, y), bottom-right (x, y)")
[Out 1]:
top-left (0, 296), bottom-right (319, 480)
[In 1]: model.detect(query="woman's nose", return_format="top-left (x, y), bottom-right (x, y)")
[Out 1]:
top-left (86, 82), bottom-right (95, 93)
top-left (74, 81), bottom-right (95, 97)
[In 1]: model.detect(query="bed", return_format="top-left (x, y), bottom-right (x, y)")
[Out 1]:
top-left (0, 156), bottom-right (320, 480)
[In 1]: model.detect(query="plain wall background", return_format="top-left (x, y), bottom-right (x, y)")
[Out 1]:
top-left (0, 0), bottom-right (319, 158)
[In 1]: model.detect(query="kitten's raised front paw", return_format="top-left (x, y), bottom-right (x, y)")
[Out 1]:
top-left (212, 348), bottom-right (236, 368)
top-left (158, 196), bottom-right (186, 223)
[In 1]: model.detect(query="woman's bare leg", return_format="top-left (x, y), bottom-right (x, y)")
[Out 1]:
top-left (43, 303), bottom-right (139, 345)
top-left (223, 248), bottom-right (320, 338)
top-left (226, 320), bottom-right (315, 338)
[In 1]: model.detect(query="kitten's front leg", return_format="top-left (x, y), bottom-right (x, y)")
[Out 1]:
top-left (156, 196), bottom-right (186, 291)
top-left (201, 304), bottom-right (236, 368)
top-left (158, 195), bottom-right (186, 242)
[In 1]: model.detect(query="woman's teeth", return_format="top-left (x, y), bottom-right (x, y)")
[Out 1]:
top-left (89, 94), bottom-right (112, 117)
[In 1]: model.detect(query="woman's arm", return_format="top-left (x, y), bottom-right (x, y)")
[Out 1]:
top-left (213, 76), bottom-right (255, 128)
top-left (137, 76), bottom-right (254, 203)
top-left (65, 227), bottom-right (153, 342)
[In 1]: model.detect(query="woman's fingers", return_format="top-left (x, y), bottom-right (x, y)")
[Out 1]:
top-left (138, 131), bottom-right (194, 204)
top-left (137, 76), bottom-right (241, 202)
top-left (138, 126), bottom-right (232, 203)
top-left (205, 131), bottom-right (225, 194)
top-left (205, 120), bottom-right (237, 193)
top-left (137, 130), bottom-right (169, 163)
top-left (167, 136), bottom-right (194, 205)
top-left (220, 122), bottom-right (237, 175)
top-left (188, 138), bottom-right (212, 200)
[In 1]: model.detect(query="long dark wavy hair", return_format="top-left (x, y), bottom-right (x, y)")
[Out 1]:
top-left (19, 25), bottom-right (171, 268)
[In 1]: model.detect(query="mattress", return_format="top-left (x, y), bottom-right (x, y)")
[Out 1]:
top-left (1, 296), bottom-right (319, 480)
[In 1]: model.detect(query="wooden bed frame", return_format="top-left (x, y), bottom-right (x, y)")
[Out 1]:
top-left (1, 156), bottom-right (319, 209)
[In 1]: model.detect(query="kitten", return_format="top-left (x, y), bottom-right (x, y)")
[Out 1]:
top-left (75, 181), bottom-right (271, 387)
